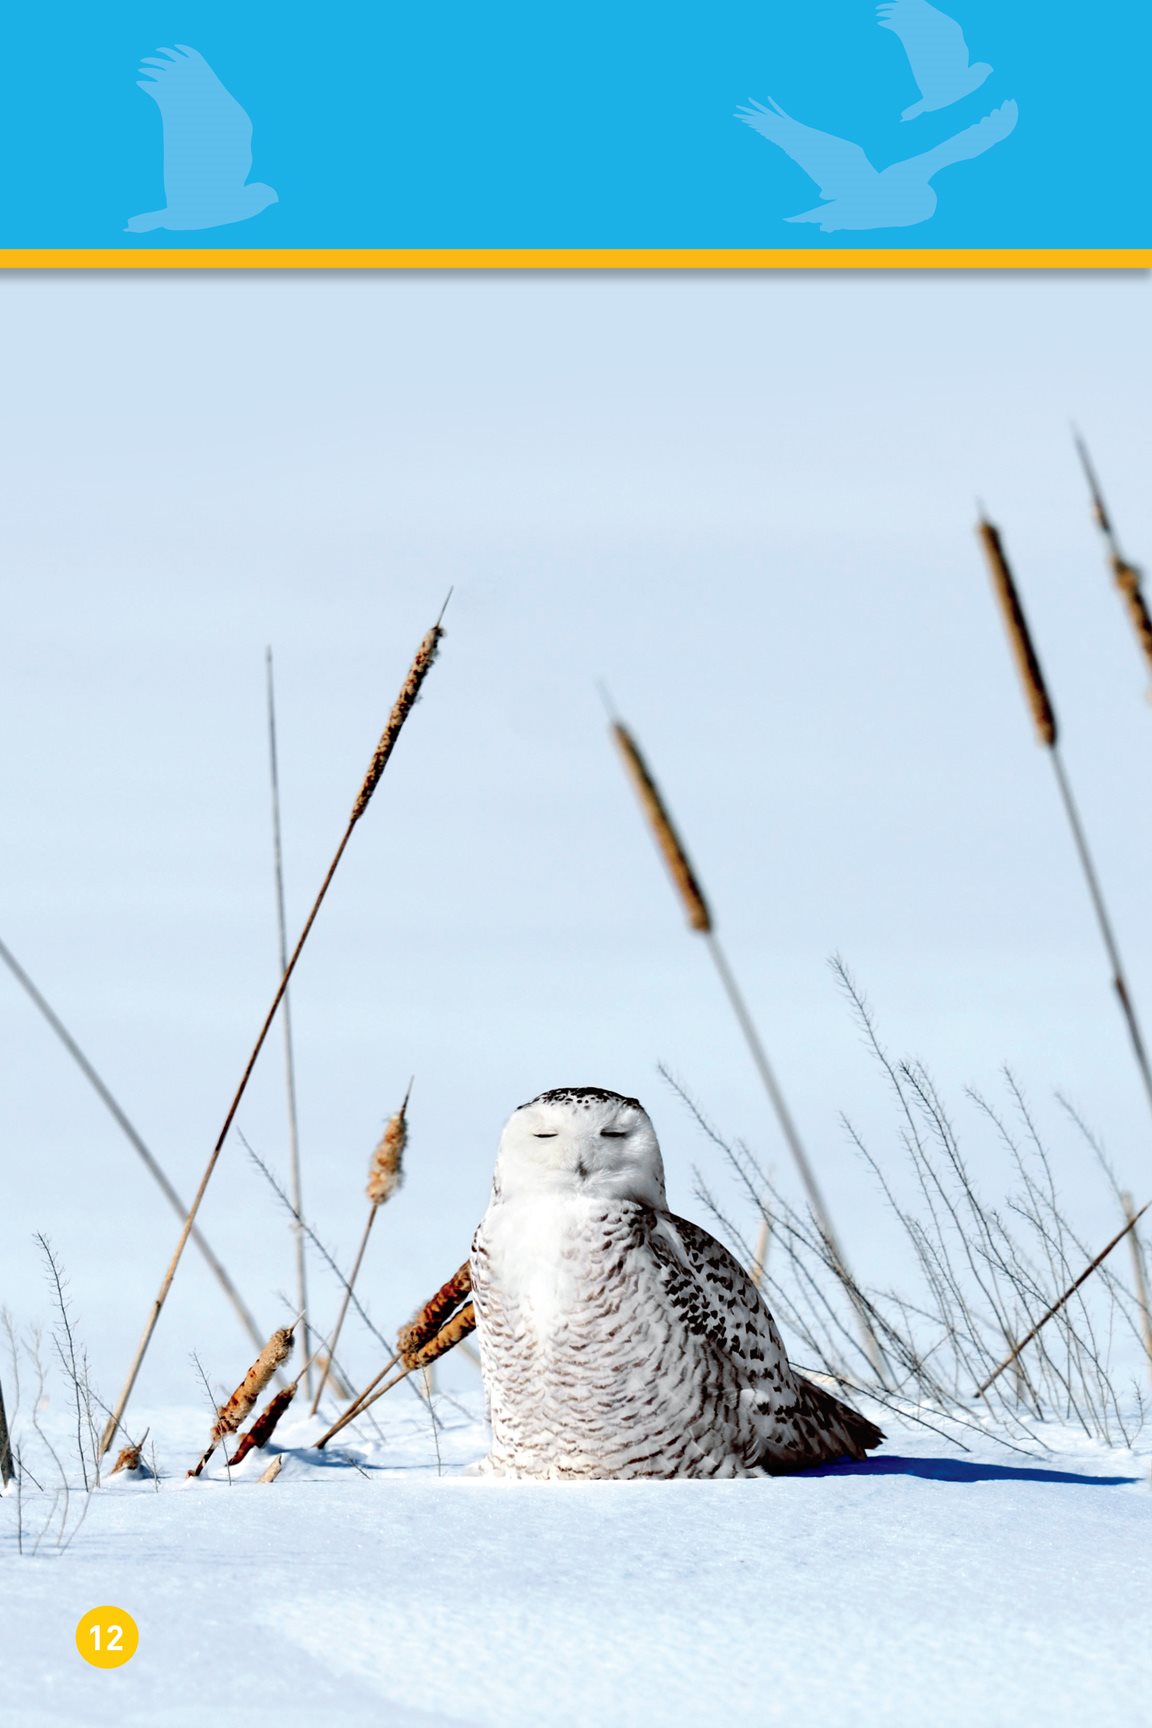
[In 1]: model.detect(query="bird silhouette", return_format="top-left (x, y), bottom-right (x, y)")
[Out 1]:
top-left (735, 96), bottom-right (1017, 232)
top-left (126, 46), bottom-right (278, 233)
top-left (877, 0), bottom-right (993, 120)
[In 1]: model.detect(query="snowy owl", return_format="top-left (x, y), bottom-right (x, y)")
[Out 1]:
top-left (470, 1087), bottom-right (883, 1479)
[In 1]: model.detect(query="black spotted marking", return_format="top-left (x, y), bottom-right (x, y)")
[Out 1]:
top-left (519, 1086), bottom-right (643, 1112)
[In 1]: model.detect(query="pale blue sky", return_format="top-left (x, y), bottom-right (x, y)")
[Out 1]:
top-left (2, 271), bottom-right (1149, 1403)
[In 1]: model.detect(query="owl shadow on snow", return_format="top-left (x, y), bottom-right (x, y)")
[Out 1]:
top-left (800, 1455), bottom-right (1140, 1487)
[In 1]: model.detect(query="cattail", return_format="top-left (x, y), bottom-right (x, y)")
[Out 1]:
top-left (977, 517), bottom-right (1058, 747)
top-left (309, 1086), bottom-right (412, 1415)
top-left (212, 1325), bottom-right (295, 1440)
top-left (258, 1454), bottom-right (284, 1484)
top-left (611, 722), bottom-right (711, 931)
top-left (188, 1323), bottom-right (296, 1477)
top-left (350, 627), bottom-right (444, 824)
top-left (228, 1384), bottom-right (298, 1468)
top-left (366, 1099), bottom-right (408, 1205)
top-left (110, 1442), bottom-right (142, 1475)
top-left (0, 1375), bottom-right (12, 1488)
top-left (396, 1262), bottom-right (472, 1361)
top-left (1113, 560), bottom-right (1152, 676)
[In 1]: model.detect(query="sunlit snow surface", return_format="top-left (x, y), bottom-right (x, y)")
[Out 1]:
top-left (5, 1391), bottom-right (1152, 1728)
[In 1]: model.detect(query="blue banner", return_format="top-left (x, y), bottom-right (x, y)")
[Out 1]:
top-left (2, 2), bottom-right (1144, 252)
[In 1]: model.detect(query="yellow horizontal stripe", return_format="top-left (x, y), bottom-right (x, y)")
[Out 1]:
top-left (0, 248), bottom-right (1148, 270)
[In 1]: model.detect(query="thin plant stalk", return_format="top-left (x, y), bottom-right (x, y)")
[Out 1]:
top-left (100, 610), bottom-right (447, 1456)
top-left (1121, 1191), bottom-right (1152, 1390)
top-left (608, 711), bottom-right (891, 1386)
top-left (266, 648), bottom-right (312, 1398)
top-left (978, 515), bottom-right (1152, 1131)
top-left (0, 934), bottom-right (266, 1356)
top-left (749, 1211), bottom-right (770, 1292)
top-left (973, 1199), bottom-right (1149, 1397)
top-left (310, 1208), bottom-right (377, 1414)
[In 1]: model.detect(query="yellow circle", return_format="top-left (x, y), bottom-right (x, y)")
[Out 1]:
top-left (75, 1606), bottom-right (138, 1668)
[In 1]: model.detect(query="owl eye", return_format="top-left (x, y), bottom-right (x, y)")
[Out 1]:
top-left (533, 1132), bottom-right (559, 1139)
top-left (600, 1129), bottom-right (627, 1138)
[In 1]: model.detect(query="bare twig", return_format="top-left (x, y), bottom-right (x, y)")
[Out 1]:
top-left (101, 613), bottom-right (446, 1455)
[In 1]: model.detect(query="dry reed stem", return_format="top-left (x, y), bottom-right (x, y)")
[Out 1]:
top-left (266, 648), bottom-right (312, 1396)
top-left (1121, 1191), bottom-right (1152, 1383)
top-left (977, 517), bottom-right (1058, 747)
top-left (749, 1214), bottom-right (770, 1292)
top-left (100, 614), bottom-right (447, 1457)
top-left (229, 1384), bottom-right (298, 1467)
top-left (973, 1199), bottom-right (1150, 1396)
top-left (611, 722), bottom-right (712, 931)
top-left (0, 935), bottom-right (266, 1358)
top-left (315, 1302), bottom-right (476, 1450)
top-left (258, 1454), bottom-right (283, 1483)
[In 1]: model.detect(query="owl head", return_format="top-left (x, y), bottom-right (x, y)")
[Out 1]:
top-left (493, 1086), bottom-right (667, 1209)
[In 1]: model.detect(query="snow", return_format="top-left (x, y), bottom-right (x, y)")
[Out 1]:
top-left (6, 1395), bottom-right (1151, 1728)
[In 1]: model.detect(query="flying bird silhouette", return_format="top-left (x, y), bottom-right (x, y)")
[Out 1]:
top-left (126, 46), bottom-right (278, 233)
top-left (877, 0), bottom-right (993, 120)
top-left (735, 96), bottom-right (1017, 232)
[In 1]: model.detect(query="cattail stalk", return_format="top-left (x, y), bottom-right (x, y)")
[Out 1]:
top-left (973, 1200), bottom-right (1149, 1396)
top-left (609, 715), bottom-right (891, 1386)
top-left (310, 1085), bottom-right (411, 1415)
top-left (1121, 1192), bottom-right (1152, 1390)
top-left (749, 1213), bottom-right (770, 1293)
top-left (1073, 433), bottom-right (1152, 684)
top-left (266, 649), bottom-right (312, 1397)
top-left (978, 515), bottom-right (1152, 1133)
top-left (316, 1301), bottom-right (476, 1449)
top-left (0, 935), bottom-right (266, 1358)
top-left (258, 1455), bottom-right (284, 1484)
top-left (188, 1322), bottom-right (297, 1478)
top-left (101, 611), bottom-right (447, 1457)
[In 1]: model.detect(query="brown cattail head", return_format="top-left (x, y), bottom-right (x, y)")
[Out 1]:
top-left (366, 1095), bottom-right (408, 1205)
top-left (350, 626), bottom-right (444, 825)
top-left (611, 722), bottom-right (712, 932)
top-left (110, 1441), bottom-right (144, 1475)
top-left (396, 1261), bottom-right (472, 1362)
top-left (406, 1301), bottom-right (476, 1370)
top-left (228, 1383), bottom-right (298, 1468)
top-left (211, 1324), bottom-right (295, 1440)
top-left (1112, 558), bottom-right (1152, 676)
top-left (977, 518), bottom-right (1058, 748)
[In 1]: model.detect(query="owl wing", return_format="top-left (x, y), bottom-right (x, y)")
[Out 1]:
top-left (651, 1210), bottom-right (883, 1469)
top-left (876, 0), bottom-right (976, 100)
